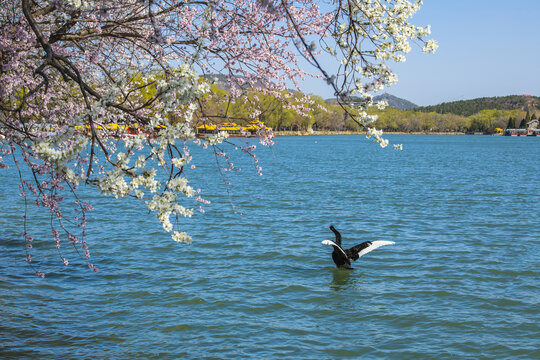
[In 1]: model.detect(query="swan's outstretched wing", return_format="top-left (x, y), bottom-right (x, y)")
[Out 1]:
top-left (321, 239), bottom-right (348, 258)
top-left (357, 240), bottom-right (395, 259)
top-left (348, 240), bottom-right (395, 261)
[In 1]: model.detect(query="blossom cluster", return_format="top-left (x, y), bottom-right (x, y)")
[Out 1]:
top-left (89, 67), bottom-right (210, 241)
top-left (366, 127), bottom-right (389, 148)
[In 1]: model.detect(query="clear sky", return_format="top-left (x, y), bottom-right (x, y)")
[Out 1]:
top-left (306, 0), bottom-right (540, 106)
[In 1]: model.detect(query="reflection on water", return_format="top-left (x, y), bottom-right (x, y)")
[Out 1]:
top-left (329, 268), bottom-right (354, 290)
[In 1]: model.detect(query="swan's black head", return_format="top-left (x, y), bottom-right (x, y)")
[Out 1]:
top-left (329, 225), bottom-right (337, 232)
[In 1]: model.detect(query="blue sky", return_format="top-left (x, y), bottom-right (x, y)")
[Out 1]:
top-left (306, 0), bottom-right (540, 106)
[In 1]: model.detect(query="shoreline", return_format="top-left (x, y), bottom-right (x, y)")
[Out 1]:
top-left (273, 130), bottom-right (471, 136)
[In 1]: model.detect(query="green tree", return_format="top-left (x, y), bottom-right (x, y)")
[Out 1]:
top-left (522, 110), bottom-right (531, 128)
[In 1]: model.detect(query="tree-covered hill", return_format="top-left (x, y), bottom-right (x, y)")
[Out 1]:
top-left (414, 95), bottom-right (540, 116)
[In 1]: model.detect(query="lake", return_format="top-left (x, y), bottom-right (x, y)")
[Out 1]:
top-left (1, 135), bottom-right (539, 359)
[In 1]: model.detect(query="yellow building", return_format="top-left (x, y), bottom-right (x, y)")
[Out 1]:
top-left (196, 121), bottom-right (269, 137)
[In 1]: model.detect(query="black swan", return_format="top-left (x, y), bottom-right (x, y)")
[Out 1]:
top-left (322, 225), bottom-right (395, 269)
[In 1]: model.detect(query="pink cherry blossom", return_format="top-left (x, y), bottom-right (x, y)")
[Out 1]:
top-left (1, 0), bottom-right (435, 272)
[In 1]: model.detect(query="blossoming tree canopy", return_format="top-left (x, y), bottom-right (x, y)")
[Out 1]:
top-left (0, 0), bottom-right (436, 275)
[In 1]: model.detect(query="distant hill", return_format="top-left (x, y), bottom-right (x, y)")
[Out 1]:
top-left (414, 95), bottom-right (540, 116)
top-left (325, 93), bottom-right (417, 110)
top-left (373, 93), bottom-right (417, 110)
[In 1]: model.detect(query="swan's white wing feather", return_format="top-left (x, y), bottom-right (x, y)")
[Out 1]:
top-left (357, 240), bottom-right (395, 258)
top-left (321, 240), bottom-right (348, 257)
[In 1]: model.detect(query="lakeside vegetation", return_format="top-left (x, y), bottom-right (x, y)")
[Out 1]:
top-left (197, 86), bottom-right (538, 134)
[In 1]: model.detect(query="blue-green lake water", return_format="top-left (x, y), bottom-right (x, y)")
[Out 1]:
top-left (1, 135), bottom-right (539, 359)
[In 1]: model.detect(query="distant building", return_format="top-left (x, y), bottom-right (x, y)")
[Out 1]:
top-left (504, 118), bottom-right (539, 136)
top-left (195, 121), bottom-right (270, 138)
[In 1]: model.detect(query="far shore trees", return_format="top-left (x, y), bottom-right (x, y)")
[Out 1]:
top-left (201, 88), bottom-right (526, 134)
top-left (507, 117), bottom-right (516, 129)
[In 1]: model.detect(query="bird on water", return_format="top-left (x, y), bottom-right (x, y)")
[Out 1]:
top-left (322, 225), bottom-right (395, 269)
